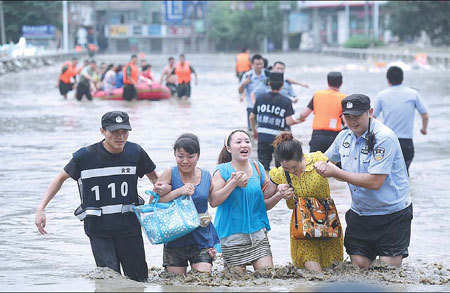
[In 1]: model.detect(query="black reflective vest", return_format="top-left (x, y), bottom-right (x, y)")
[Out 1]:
top-left (74, 142), bottom-right (140, 210)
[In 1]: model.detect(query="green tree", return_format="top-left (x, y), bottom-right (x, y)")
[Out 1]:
top-left (386, 1), bottom-right (450, 45)
top-left (207, 1), bottom-right (283, 52)
top-left (3, 1), bottom-right (62, 43)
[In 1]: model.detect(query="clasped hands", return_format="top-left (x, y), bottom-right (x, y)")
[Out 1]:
top-left (313, 161), bottom-right (340, 178)
top-left (229, 171), bottom-right (249, 187)
top-left (276, 184), bottom-right (295, 200)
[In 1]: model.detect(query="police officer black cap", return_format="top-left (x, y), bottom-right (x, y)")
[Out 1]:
top-left (101, 111), bottom-right (132, 131)
top-left (269, 72), bottom-right (284, 83)
top-left (342, 94), bottom-right (371, 116)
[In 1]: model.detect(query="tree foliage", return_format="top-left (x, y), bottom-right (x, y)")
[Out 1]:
top-left (3, 1), bottom-right (62, 43)
top-left (386, 1), bottom-right (450, 45)
top-left (207, 1), bottom-right (283, 52)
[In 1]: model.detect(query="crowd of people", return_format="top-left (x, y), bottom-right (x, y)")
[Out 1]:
top-left (57, 54), bottom-right (197, 101)
top-left (39, 50), bottom-right (429, 282)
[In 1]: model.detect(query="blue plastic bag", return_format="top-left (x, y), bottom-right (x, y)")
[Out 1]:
top-left (133, 190), bottom-right (200, 245)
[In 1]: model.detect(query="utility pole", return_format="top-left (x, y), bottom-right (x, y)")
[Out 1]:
top-left (63, 0), bottom-right (69, 52)
top-left (364, 1), bottom-right (369, 37)
top-left (373, 1), bottom-right (379, 40)
top-left (0, 0), bottom-right (6, 45)
top-left (262, 3), bottom-right (268, 53)
top-left (345, 2), bottom-right (350, 42)
top-left (280, 1), bottom-right (290, 52)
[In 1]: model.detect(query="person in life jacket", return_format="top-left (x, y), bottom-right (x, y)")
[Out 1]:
top-left (123, 54), bottom-right (139, 101)
top-left (58, 57), bottom-right (80, 99)
top-left (160, 57), bottom-right (178, 96)
top-left (35, 111), bottom-right (171, 282)
top-left (235, 48), bottom-right (251, 82)
top-left (297, 72), bottom-right (347, 153)
top-left (139, 64), bottom-right (153, 85)
top-left (171, 54), bottom-right (198, 99)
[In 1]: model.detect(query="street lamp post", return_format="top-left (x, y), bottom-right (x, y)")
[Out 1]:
top-left (0, 0), bottom-right (6, 45)
top-left (63, 0), bottom-right (69, 52)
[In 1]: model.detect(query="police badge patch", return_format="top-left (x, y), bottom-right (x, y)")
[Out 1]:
top-left (343, 141), bottom-right (350, 148)
top-left (374, 147), bottom-right (385, 161)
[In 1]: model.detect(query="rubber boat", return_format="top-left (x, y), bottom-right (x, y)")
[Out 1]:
top-left (93, 82), bottom-right (171, 100)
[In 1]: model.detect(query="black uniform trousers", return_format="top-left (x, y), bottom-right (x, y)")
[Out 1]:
top-left (88, 233), bottom-right (148, 282)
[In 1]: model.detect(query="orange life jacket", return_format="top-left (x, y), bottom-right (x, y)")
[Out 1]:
top-left (312, 89), bottom-right (347, 131)
top-left (123, 62), bottom-right (139, 85)
top-left (59, 61), bottom-right (77, 84)
top-left (175, 61), bottom-right (192, 84)
top-left (236, 52), bottom-right (251, 73)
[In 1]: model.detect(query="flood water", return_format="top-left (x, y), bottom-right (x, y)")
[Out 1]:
top-left (0, 52), bottom-right (449, 292)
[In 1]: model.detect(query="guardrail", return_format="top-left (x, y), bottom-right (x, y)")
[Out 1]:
top-left (0, 50), bottom-right (88, 75)
top-left (319, 47), bottom-right (450, 68)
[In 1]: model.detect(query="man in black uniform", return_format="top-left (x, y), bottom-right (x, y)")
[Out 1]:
top-left (249, 72), bottom-right (300, 170)
top-left (35, 111), bottom-right (170, 282)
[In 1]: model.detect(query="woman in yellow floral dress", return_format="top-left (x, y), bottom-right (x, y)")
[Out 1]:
top-left (269, 132), bottom-right (343, 272)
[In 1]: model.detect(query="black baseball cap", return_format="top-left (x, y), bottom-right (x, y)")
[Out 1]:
top-left (101, 111), bottom-right (132, 131)
top-left (342, 94), bottom-right (371, 116)
top-left (269, 72), bottom-right (284, 83)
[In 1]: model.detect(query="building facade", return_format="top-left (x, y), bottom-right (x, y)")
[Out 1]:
top-left (92, 1), bottom-right (211, 54)
top-left (290, 1), bottom-right (389, 49)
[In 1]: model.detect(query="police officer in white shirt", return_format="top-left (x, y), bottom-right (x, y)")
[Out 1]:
top-left (315, 94), bottom-right (412, 269)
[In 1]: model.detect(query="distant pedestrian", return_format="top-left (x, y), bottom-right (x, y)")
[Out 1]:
top-left (373, 66), bottom-right (429, 175)
top-left (238, 54), bottom-right (268, 131)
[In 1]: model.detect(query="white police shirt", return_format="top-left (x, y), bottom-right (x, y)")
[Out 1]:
top-left (325, 119), bottom-right (411, 216)
top-left (239, 69), bottom-right (268, 108)
top-left (374, 85), bottom-right (428, 139)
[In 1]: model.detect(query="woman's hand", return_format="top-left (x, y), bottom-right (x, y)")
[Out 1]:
top-left (153, 182), bottom-right (171, 195)
top-left (35, 210), bottom-right (47, 235)
top-left (235, 171), bottom-right (248, 187)
top-left (179, 183), bottom-right (195, 196)
top-left (314, 161), bottom-right (340, 178)
top-left (278, 184), bottom-right (295, 200)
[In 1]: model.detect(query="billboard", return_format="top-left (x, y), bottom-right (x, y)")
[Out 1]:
top-left (107, 25), bottom-right (130, 38)
top-left (164, 1), bottom-right (206, 24)
top-left (289, 13), bottom-right (310, 33)
top-left (22, 25), bottom-right (56, 39)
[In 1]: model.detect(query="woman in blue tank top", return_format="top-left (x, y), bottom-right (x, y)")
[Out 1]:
top-left (210, 129), bottom-right (292, 273)
top-left (154, 133), bottom-right (219, 275)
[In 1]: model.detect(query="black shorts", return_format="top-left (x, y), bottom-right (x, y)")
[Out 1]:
top-left (58, 80), bottom-right (73, 95)
top-left (163, 245), bottom-right (212, 267)
top-left (176, 82), bottom-right (191, 98)
top-left (309, 130), bottom-right (339, 153)
top-left (166, 82), bottom-right (177, 95)
top-left (76, 81), bottom-right (92, 101)
top-left (88, 234), bottom-right (148, 282)
top-left (344, 204), bottom-right (413, 261)
top-left (398, 138), bottom-right (414, 174)
top-left (123, 84), bottom-right (137, 101)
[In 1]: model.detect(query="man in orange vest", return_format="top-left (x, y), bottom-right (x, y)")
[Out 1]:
top-left (171, 54), bottom-right (198, 99)
top-left (298, 72), bottom-right (347, 153)
top-left (235, 48), bottom-right (251, 82)
top-left (123, 54), bottom-right (139, 101)
top-left (58, 57), bottom-right (80, 99)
